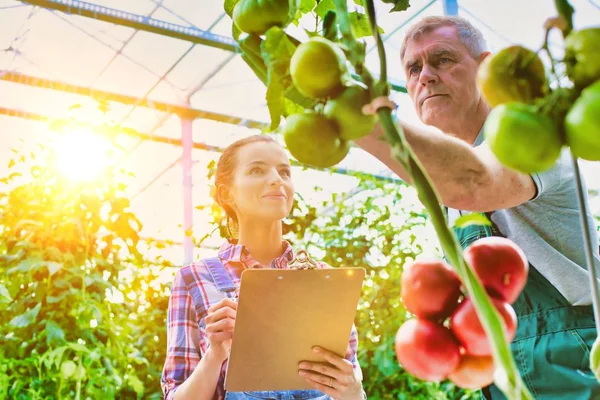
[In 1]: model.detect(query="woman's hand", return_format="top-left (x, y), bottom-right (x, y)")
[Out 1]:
top-left (204, 298), bottom-right (237, 363)
top-left (298, 347), bottom-right (364, 400)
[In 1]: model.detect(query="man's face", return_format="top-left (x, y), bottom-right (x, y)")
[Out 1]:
top-left (403, 26), bottom-right (486, 133)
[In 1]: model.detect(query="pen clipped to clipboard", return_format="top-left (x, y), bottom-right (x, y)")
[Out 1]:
top-left (224, 249), bottom-right (365, 392)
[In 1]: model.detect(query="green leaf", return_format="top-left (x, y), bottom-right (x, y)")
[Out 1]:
top-left (45, 261), bottom-right (63, 276)
top-left (453, 213), bottom-right (492, 229)
top-left (266, 78), bottom-right (286, 130)
top-left (381, 0), bottom-right (410, 12)
top-left (349, 11), bottom-right (384, 38)
top-left (9, 303), bottom-right (42, 328)
top-left (127, 374), bottom-right (145, 396)
top-left (224, 0), bottom-right (240, 17)
top-left (373, 342), bottom-right (397, 377)
top-left (0, 284), bottom-right (11, 304)
top-left (314, 0), bottom-right (335, 18)
top-left (7, 259), bottom-right (41, 275)
top-left (261, 27), bottom-right (298, 130)
top-left (283, 98), bottom-right (305, 116)
top-left (353, 0), bottom-right (364, 6)
top-left (322, 10), bottom-right (338, 41)
top-left (299, 0), bottom-right (316, 13)
top-left (232, 23), bottom-right (242, 41)
top-left (291, 0), bottom-right (315, 26)
top-left (46, 320), bottom-right (65, 345)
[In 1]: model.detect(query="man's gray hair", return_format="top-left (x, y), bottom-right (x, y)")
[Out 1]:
top-left (399, 16), bottom-right (488, 62)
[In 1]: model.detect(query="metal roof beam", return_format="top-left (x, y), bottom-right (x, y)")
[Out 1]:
top-left (18, 0), bottom-right (408, 93)
top-left (0, 71), bottom-right (267, 129)
top-left (441, 0), bottom-right (459, 16)
top-left (17, 0), bottom-right (239, 52)
top-left (0, 106), bottom-right (403, 184)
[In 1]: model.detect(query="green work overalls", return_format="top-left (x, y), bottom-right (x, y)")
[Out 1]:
top-left (451, 213), bottom-right (600, 400)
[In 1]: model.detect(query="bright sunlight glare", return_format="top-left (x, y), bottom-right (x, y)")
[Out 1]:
top-left (53, 128), bottom-right (112, 182)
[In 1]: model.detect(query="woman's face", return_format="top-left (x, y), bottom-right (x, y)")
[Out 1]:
top-left (225, 141), bottom-right (295, 224)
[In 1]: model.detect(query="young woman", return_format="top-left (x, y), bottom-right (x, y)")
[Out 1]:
top-left (161, 135), bottom-right (365, 400)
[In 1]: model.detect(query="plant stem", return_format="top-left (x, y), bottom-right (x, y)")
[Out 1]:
top-left (541, 27), bottom-right (560, 82)
top-left (571, 155), bottom-right (600, 331)
top-left (365, 0), bottom-right (387, 83)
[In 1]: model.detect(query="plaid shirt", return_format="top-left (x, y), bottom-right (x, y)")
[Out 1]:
top-left (161, 240), bottom-right (361, 400)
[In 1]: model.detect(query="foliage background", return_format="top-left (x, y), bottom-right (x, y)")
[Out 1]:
top-left (1, 146), bottom-right (599, 399)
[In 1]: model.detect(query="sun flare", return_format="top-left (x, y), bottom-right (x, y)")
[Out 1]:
top-left (53, 127), bottom-right (113, 182)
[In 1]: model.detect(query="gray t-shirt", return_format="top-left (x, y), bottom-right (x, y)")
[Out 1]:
top-left (447, 131), bottom-right (600, 306)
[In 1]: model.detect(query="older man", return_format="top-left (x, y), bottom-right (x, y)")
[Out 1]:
top-left (359, 16), bottom-right (600, 399)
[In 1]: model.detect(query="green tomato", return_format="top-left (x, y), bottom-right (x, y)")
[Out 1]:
top-left (324, 86), bottom-right (377, 140)
top-left (565, 27), bottom-right (600, 88)
top-left (476, 45), bottom-right (547, 107)
top-left (484, 103), bottom-right (563, 173)
top-left (61, 360), bottom-right (77, 380)
top-left (233, 0), bottom-right (290, 35)
top-left (565, 80), bottom-right (600, 161)
top-left (290, 37), bottom-right (348, 100)
top-left (283, 112), bottom-right (349, 168)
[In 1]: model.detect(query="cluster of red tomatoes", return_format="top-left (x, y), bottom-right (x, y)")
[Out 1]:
top-left (395, 237), bottom-right (529, 389)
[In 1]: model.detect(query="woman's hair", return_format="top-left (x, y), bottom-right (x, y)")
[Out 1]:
top-left (214, 134), bottom-right (278, 225)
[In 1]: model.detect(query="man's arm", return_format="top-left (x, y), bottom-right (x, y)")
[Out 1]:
top-left (355, 121), bottom-right (536, 212)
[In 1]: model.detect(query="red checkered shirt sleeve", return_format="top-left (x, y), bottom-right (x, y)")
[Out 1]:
top-left (346, 323), bottom-right (361, 375)
top-left (161, 267), bottom-right (203, 400)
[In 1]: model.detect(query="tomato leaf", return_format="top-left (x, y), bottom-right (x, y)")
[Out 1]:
top-left (45, 261), bottom-right (63, 276)
top-left (290, 0), bottom-right (316, 25)
top-left (261, 27), bottom-right (298, 130)
top-left (232, 24), bottom-right (242, 41)
top-left (381, 0), bottom-right (410, 12)
top-left (299, 0), bottom-right (316, 13)
top-left (46, 320), bottom-right (66, 345)
top-left (314, 0), bottom-right (335, 19)
top-left (349, 11), bottom-right (384, 38)
top-left (333, 0), bottom-right (366, 67)
top-left (453, 213), bottom-right (492, 229)
top-left (0, 283), bottom-right (11, 304)
top-left (284, 98), bottom-right (305, 116)
top-left (322, 10), bottom-right (338, 41)
top-left (9, 303), bottom-right (42, 328)
top-left (127, 374), bottom-right (145, 396)
top-left (224, 0), bottom-right (241, 17)
top-left (554, 0), bottom-right (574, 37)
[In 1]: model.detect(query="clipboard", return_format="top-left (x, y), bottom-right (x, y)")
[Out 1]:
top-left (224, 252), bottom-right (365, 392)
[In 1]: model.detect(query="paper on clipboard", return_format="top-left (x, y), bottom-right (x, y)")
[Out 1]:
top-left (224, 267), bottom-right (365, 392)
